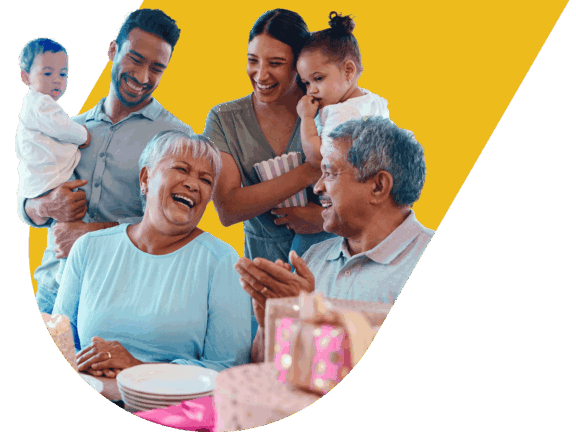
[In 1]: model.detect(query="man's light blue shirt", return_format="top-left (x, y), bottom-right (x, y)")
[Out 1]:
top-left (18, 98), bottom-right (192, 293)
top-left (303, 211), bottom-right (434, 303)
top-left (53, 225), bottom-right (251, 371)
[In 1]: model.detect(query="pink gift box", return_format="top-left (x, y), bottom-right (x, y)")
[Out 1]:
top-left (274, 317), bottom-right (353, 395)
top-left (265, 296), bottom-right (391, 362)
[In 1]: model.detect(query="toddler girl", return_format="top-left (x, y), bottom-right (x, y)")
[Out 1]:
top-left (296, 11), bottom-right (390, 168)
top-left (289, 12), bottom-right (390, 257)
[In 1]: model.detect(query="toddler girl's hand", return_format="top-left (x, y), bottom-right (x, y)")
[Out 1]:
top-left (297, 95), bottom-right (319, 119)
top-left (79, 127), bottom-right (91, 149)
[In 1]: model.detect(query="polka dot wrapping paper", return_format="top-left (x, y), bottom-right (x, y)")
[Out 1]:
top-left (41, 313), bottom-right (78, 372)
top-left (264, 296), bottom-right (391, 363)
top-left (272, 292), bottom-right (387, 396)
top-left (275, 318), bottom-right (353, 395)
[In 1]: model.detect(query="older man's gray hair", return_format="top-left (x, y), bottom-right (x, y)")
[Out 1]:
top-left (138, 130), bottom-right (223, 209)
top-left (328, 116), bottom-right (426, 207)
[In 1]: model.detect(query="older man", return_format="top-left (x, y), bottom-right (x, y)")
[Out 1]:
top-left (19, 9), bottom-right (192, 314)
top-left (235, 116), bottom-right (434, 362)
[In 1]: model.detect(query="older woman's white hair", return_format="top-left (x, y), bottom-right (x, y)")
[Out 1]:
top-left (138, 130), bottom-right (223, 209)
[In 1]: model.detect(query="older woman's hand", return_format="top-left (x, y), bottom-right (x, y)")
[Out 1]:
top-left (235, 251), bottom-right (315, 326)
top-left (77, 336), bottom-right (144, 374)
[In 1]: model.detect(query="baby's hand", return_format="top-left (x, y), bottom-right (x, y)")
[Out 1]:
top-left (297, 95), bottom-right (319, 119)
top-left (79, 127), bottom-right (91, 149)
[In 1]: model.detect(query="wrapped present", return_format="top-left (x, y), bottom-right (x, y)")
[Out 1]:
top-left (273, 292), bottom-right (387, 395)
top-left (41, 313), bottom-right (78, 371)
top-left (265, 295), bottom-right (391, 362)
top-left (253, 152), bottom-right (308, 208)
top-left (214, 363), bottom-right (319, 432)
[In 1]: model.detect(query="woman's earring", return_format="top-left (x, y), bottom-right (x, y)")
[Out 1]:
top-left (141, 188), bottom-right (147, 195)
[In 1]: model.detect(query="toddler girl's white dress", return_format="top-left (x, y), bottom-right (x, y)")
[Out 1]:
top-left (315, 88), bottom-right (390, 144)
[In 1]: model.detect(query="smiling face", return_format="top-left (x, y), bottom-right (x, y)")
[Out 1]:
top-left (22, 51), bottom-right (68, 101)
top-left (313, 139), bottom-right (374, 238)
top-left (247, 33), bottom-right (299, 104)
top-left (297, 50), bottom-right (353, 109)
top-left (109, 28), bottom-right (172, 110)
top-left (141, 151), bottom-right (215, 234)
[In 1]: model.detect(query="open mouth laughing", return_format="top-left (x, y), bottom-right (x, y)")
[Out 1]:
top-left (255, 82), bottom-right (278, 92)
top-left (123, 75), bottom-right (151, 97)
top-left (172, 193), bottom-right (195, 209)
top-left (320, 197), bottom-right (332, 209)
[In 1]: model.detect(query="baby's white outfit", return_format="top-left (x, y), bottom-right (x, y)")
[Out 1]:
top-left (315, 88), bottom-right (390, 143)
top-left (16, 88), bottom-right (87, 198)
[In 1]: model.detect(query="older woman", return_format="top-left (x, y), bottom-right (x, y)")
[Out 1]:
top-left (204, 9), bottom-right (336, 266)
top-left (52, 131), bottom-right (251, 377)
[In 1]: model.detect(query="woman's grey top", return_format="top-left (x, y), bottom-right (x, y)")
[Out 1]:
top-left (204, 94), bottom-right (320, 263)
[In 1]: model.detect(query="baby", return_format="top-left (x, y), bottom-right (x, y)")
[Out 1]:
top-left (289, 12), bottom-right (391, 257)
top-left (16, 38), bottom-right (90, 199)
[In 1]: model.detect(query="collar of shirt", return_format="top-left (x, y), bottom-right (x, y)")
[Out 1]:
top-left (326, 211), bottom-right (424, 265)
top-left (83, 97), bottom-right (165, 124)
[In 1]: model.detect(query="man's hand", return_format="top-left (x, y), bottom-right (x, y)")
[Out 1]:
top-left (271, 203), bottom-right (325, 234)
top-left (53, 221), bottom-right (92, 258)
top-left (297, 95), bottom-right (319, 119)
top-left (235, 251), bottom-right (315, 317)
top-left (53, 221), bottom-right (118, 258)
top-left (25, 179), bottom-right (88, 225)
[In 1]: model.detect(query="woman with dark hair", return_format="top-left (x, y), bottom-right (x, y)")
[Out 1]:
top-left (204, 10), bottom-right (336, 304)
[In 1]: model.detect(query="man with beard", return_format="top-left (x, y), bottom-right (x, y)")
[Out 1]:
top-left (234, 116), bottom-right (434, 362)
top-left (19, 9), bottom-right (192, 314)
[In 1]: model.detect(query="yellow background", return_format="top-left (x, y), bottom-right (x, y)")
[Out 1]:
top-left (28, 0), bottom-right (568, 293)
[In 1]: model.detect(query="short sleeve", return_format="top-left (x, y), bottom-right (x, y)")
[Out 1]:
top-left (320, 105), bottom-right (363, 143)
top-left (203, 108), bottom-right (232, 155)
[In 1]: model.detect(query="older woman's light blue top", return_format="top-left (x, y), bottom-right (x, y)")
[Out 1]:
top-left (53, 224), bottom-right (251, 372)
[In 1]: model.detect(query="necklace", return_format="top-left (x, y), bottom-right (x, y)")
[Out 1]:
top-left (271, 126), bottom-right (293, 142)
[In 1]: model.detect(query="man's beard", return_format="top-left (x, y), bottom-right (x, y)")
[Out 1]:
top-left (111, 64), bottom-right (152, 108)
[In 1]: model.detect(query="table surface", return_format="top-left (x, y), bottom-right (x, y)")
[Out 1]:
top-left (80, 373), bottom-right (121, 401)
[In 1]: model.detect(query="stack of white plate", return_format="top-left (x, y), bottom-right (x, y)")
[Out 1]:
top-left (116, 364), bottom-right (219, 412)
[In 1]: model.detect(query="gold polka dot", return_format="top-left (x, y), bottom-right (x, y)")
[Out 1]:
top-left (313, 378), bottom-right (325, 390)
top-left (319, 335), bottom-right (331, 349)
top-left (292, 305), bottom-right (300, 311)
top-left (324, 379), bottom-right (337, 392)
top-left (281, 329), bottom-right (290, 341)
top-left (274, 343), bottom-right (281, 353)
top-left (339, 366), bottom-right (350, 379)
top-left (315, 360), bottom-right (327, 375)
top-left (281, 354), bottom-right (292, 369)
top-left (330, 328), bottom-right (342, 338)
top-left (328, 351), bottom-right (341, 364)
top-left (290, 323), bottom-right (299, 332)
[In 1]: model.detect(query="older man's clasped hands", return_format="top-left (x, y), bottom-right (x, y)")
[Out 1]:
top-left (235, 250), bottom-right (315, 326)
